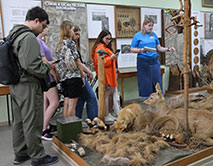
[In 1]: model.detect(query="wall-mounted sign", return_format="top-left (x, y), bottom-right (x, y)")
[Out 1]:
top-left (117, 38), bottom-right (137, 73)
top-left (141, 8), bottom-right (161, 37)
top-left (44, 1), bottom-right (85, 11)
top-left (116, 6), bottom-right (140, 38)
top-left (87, 4), bottom-right (115, 38)
top-left (1, 0), bottom-right (41, 36)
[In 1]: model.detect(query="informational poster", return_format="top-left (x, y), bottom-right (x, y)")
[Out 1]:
top-left (205, 12), bottom-right (213, 39)
top-left (191, 11), bottom-right (201, 71)
top-left (141, 8), bottom-right (161, 37)
top-left (1, 0), bottom-right (41, 36)
top-left (43, 1), bottom-right (89, 62)
top-left (87, 4), bottom-right (115, 38)
top-left (200, 12), bottom-right (205, 38)
top-left (117, 38), bottom-right (137, 73)
top-left (116, 6), bottom-right (140, 38)
top-left (203, 39), bottom-right (213, 56)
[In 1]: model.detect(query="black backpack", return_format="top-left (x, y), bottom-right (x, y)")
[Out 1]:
top-left (0, 28), bottom-right (32, 85)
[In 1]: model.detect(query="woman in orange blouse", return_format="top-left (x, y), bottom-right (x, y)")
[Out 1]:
top-left (92, 30), bottom-right (119, 121)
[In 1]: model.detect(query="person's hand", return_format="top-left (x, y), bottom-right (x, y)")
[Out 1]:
top-left (87, 71), bottom-right (93, 82)
top-left (82, 77), bottom-right (85, 87)
top-left (47, 61), bottom-right (56, 70)
top-left (111, 53), bottom-right (119, 60)
top-left (168, 47), bottom-right (175, 52)
top-left (140, 48), bottom-right (146, 53)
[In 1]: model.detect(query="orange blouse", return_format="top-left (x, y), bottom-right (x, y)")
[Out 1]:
top-left (92, 43), bottom-right (117, 88)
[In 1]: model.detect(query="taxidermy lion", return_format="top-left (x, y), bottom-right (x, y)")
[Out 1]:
top-left (114, 103), bottom-right (142, 132)
top-left (144, 83), bottom-right (213, 146)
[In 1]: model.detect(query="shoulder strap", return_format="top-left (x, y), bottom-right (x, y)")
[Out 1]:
top-left (9, 28), bottom-right (33, 74)
top-left (10, 28), bottom-right (33, 44)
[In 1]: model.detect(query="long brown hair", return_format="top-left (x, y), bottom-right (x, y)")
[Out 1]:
top-left (57, 20), bottom-right (73, 53)
top-left (73, 25), bottom-right (80, 50)
top-left (91, 30), bottom-right (112, 58)
top-left (141, 17), bottom-right (154, 35)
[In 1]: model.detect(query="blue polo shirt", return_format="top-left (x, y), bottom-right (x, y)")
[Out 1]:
top-left (131, 31), bottom-right (160, 59)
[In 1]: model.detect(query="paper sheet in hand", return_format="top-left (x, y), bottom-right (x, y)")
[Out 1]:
top-left (144, 47), bottom-right (156, 52)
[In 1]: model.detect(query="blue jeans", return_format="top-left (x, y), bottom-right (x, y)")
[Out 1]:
top-left (76, 78), bottom-right (98, 120)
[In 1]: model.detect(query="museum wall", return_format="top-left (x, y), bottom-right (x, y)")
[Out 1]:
top-left (59, 0), bottom-right (213, 12)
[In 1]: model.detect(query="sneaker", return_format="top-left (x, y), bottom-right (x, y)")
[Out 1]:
top-left (111, 112), bottom-right (118, 118)
top-left (105, 114), bottom-right (115, 122)
top-left (41, 129), bottom-right (53, 141)
top-left (49, 125), bottom-right (57, 134)
top-left (31, 155), bottom-right (59, 166)
top-left (13, 155), bottom-right (30, 165)
top-left (108, 113), bottom-right (117, 120)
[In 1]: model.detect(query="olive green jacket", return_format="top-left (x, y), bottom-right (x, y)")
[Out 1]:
top-left (9, 24), bottom-right (50, 83)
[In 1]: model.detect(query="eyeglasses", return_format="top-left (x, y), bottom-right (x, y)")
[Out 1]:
top-left (41, 23), bottom-right (47, 29)
top-left (105, 38), bottom-right (112, 41)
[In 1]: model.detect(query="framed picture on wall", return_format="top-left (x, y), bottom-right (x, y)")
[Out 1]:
top-left (205, 12), bottom-right (213, 39)
top-left (141, 8), bottom-right (161, 37)
top-left (202, 0), bottom-right (213, 7)
top-left (116, 6), bottom-right (140, 38)
top-left (1, 0), bottom-right (41, 37)
top-left (0, 0), bottom-right (4, 39)
top-left (116, 38), bottom-right (137, 73)
top-left (87, 4), bottom-right (115, 39)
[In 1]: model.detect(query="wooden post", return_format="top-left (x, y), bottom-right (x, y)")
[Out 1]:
top-left (97, 54), bottom-right (105, 121)
top-left (183, 0), bottom-right (191, 140)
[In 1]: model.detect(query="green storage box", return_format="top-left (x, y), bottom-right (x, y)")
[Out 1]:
top-left (57, 117), bottom-right (82, 143)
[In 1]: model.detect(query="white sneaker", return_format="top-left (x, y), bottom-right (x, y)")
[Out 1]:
top-left (110, 112), bottom-right (118, 119)
top-left (108, 113), bottom-right (117, 120)
top-left (105, 115), bottom-right (115, 122)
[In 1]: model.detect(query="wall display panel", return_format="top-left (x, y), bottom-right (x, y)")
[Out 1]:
top-left (0, 0), bottom-right (4, 39)
top-left (116, 6), bottom-right (140, 38)
top-left (116, 38), bottom-right (137, 73)
top-left (191, 11), bottom-right (201, 71)
top-left (164, 11), bottom-right (184, 65)
top-left (200, 12), bottom-right (205, 38)
top-left (200, 39), bottom-right (213, 66)
top-left (1, 0), bottom-right (41, 37)
top-left (202, 0), bottom-right (213, 7)
top-left (43, 1), bottom-right (89, 62)
top-left (87, 4), bottom-right (115, 39)
top-left (201, 39), bottom-right (213, 57)
top-left (141, 8), bottom-right (161, 37)
top-left (205, 12), bottom-right (213, 39)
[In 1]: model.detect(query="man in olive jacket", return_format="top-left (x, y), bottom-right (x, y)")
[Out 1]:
top-left (9, 7), bottom-right (59, 166)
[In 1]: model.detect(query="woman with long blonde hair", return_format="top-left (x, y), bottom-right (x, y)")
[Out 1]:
top-left (131, 17), bottom-right (175, 98)
top-left (56, 20), bottom-right (85, 118)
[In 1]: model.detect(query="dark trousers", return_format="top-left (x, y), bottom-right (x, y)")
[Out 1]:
top-left (137, 57), bottom-right (163, 97)
top-left (10, 81), bottom-right (46, 162)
